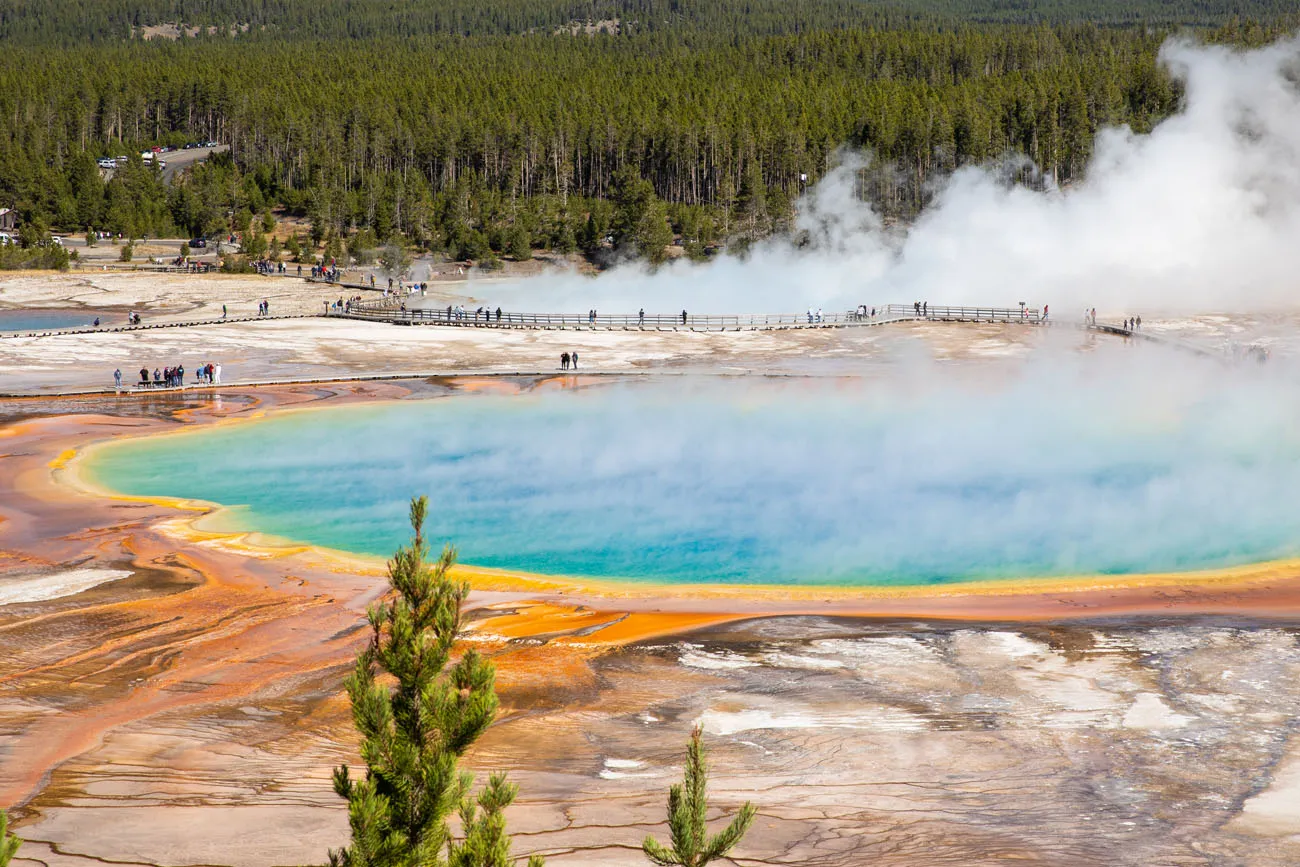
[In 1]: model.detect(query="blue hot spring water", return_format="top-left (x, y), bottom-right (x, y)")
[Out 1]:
top-left (85, 372), bottom-right (1300, 586)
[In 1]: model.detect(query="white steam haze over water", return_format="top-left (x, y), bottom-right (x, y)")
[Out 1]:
top-left (490, 35), bottom-right (1300, 315)
top-left (87, 349), bottom-right (1300, 586)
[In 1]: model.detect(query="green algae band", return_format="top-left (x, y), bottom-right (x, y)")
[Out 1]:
top-left (85, 373), bottom-right (1300, 586)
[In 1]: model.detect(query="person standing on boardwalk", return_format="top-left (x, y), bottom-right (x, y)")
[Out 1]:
top-left (571, 350), bottom-right (579, 369)
top-left (639, 308), bottom-right (645, 325)
top-left (113, 368), bottom-right (122, 391)
top-left (681, 309), bottom-right (687, 325)
top-left (561, 351), bottom-right (570, 370)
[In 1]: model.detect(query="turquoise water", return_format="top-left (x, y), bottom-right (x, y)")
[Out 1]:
top-left (0, 309), bottom-right (108, 332)
top-left (85, 371), bottom-right (1300, 586)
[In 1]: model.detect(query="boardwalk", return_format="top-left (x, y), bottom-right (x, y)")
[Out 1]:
top-left (331, 302), bottom-right (1049, 332)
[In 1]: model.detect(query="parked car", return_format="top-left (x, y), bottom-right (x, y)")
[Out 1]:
top-left (157, 160), bottom-right (166, 169)
top-left (189, 238), bottom-right (207, 248)
top-left (184, 142), bottom-right (199, 149)
top-left (97, 158), bottom-right (115, 169)
top-left (0, 233), bottom-right (12, 245)
top-left (151, 146), bottom-right (163, 153)
top-left (203, 140), bottom-right (218, 147)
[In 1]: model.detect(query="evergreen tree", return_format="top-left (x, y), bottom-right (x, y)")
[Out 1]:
top-left (0, 811), bottom-right (21, 867)
top-left (643, 726), bottom-right (755, 867)
top-left (329, 496), bottom-right (540, 867)
top-left (505, 226), bottom-right (531, 261)
top-left (635, 200), bottom-right (674, 266)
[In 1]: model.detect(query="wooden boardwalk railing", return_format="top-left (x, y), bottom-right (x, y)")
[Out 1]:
top-left (329, 301), bottom-right (1047, 331)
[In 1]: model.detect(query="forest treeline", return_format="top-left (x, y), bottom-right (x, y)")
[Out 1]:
top-left (0, 13), bottom-right (1295, 264)
top-left (2, 0), bottom-right (1297, 43)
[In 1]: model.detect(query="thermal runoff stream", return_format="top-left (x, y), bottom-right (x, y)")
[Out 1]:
top-left (86, 360), bottom-right (1300, 586)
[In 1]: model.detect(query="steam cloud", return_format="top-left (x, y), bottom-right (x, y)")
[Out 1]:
top-left (491, 35), bottom-right (1300, 315)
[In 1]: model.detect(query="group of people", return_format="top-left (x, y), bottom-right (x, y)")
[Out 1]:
top-left (382, 281), bottom-right (429, 297)
top-left (1125, 315), bottom-right (1142, 330)
top-left (559, 350), bottom-right (580, 369)
top-left (442, 305), bottom-right (503, 322)
top-left (256, 299), bottom-right (271, 316)
top-left (171, 257), bottom-right (215, 274)
top-left (325, 296), bottom-right (365, 314)
top-left (254, 260), bottom-right (287, 276)
top-left (854, 305), bottom-right (878, 319)
top-left (312, 264), bottom-right (341, 281)
top-left (127, 311), bottom-right (142, 325)
top-left (113, 361), bottom-right (222, 391)
top-left (807, 307), bottom-right (826, 322)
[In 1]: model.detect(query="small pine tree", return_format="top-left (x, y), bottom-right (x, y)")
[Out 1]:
top-left (0, 810), bottom-right (21, 867)
top-left (119, 241), bottom-right (133, 262)
top-left (330, 497), bottom-right (540, 867)
top-left (642, 726), bottom-right (755, 867)
top-left (505, 226), bottom-right (531, 262)
top-left (449, 774), bottom-right (544, 867)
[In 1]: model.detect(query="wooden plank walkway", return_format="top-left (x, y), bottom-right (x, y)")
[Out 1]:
top-left (0, 368), bottom-right (874, 400)
top-left (331, 303), bottom-right (1048, 332)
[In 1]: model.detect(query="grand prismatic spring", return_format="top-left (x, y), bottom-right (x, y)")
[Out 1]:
top-left (86, 370), bottom-right (1300, 588)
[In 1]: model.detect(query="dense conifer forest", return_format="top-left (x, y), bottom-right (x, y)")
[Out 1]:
top-left (0, 0), bottom-right (1294, 263)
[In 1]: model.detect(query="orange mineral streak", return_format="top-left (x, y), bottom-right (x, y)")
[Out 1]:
top-left (4, 379), bottom-right (1300, 814)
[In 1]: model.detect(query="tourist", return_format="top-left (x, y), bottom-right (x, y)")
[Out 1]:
top-left (214, 363), bottom-right (222, 384)
top-left (1136, 315), bottom-right (1142, 329)
top-left (113, 368), bottom-right (122, 391)
top-left (139, 367), bottom-right (149, 386)
top-left (571, 350), bottom-right (579, 369)
top-left (561, 351), bottom-right (570, 370)
top-left (681, 309), bottom-right (687, 325)
top-left (153, 368), bottom-right (161, 384)
top-left (93, 317), bottom-right (100, 327)
top-left (817, 307), bottom-right (824, 323)
top-left (1042, 304), bottom-right (1049, 321)
top-left (638, 308), bottom-right (645, 325)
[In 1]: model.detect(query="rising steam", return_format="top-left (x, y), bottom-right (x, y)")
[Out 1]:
top-left (491, 35), bottom-right (1300, 315)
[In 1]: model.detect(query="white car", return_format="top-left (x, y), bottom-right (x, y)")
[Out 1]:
top-left (0, 233), bottom-right (12, 245)
top-left (97, 158), bottom-right (115, 169)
